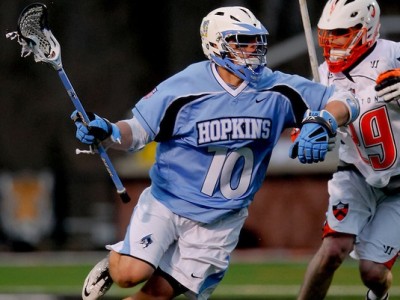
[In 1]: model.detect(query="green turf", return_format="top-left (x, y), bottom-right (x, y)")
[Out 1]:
top-left (0, 261), bottom-right (358, 287)
top-left (0, 259), bottom-right (399, 299)
top-left (0, 265), bottom-right (87, 286)
top-left (223, 260), bottom-right (363, 285)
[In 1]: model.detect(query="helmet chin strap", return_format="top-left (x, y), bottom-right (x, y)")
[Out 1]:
top-left (212, 54), bottom-right (260, 82)
top-left (244, 57), bottom-right (263, 69)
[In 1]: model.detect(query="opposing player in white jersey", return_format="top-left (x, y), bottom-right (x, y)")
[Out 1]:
top-left (297, 0), bottom-right (400, 299)
top-left (73, 6), bottom-right (358, 300)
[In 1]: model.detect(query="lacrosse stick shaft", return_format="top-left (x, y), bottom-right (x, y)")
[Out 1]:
top-left (58, 69), bottom-right (131, 203)
top-left (299, 0), bottom-right (320, 82)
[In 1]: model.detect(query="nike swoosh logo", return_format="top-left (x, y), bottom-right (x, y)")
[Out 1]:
top-left (83, 274), bottom-right (103, 297)
top-left (83, 282), bottom-right (91, 297)
top-left (255, 98), bottom-right (267, 103)
top-left (191, 273), bottom-right (202, 279)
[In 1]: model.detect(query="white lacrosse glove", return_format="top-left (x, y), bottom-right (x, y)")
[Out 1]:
top-left (375, 68), bottom-right (400, 102)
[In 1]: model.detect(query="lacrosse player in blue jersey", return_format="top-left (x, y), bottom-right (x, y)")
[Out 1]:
top-left (73, 6), bottom-right (359, 300)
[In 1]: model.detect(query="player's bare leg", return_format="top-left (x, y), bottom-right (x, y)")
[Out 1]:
top-left (109, 250), bottom-right (155, 288)
top-left (123, 267), bottom-right (188, 300)
top-left (360, 260), bottom-right (391, 300)
top-left (297, 234), bottom-right (354, 300)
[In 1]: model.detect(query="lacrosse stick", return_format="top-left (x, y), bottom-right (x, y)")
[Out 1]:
top-left (6, 3), bottom-right (130, 203)
top-left (299, 0), bottom-right (320, 82)
top-left (290, 0), bottom-right (321, 148)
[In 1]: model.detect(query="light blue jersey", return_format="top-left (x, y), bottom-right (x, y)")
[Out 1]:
top-left (133, 61), bottom-right (334, 223)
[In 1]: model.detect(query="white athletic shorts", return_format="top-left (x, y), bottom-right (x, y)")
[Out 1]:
top-left (107, 187), bottom-right (248, 299)
top-left (327, 169), bottom-right (400, 264)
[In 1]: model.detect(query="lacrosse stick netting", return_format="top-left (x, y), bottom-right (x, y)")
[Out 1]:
top-left (6, 3), bottom-right (131, 203)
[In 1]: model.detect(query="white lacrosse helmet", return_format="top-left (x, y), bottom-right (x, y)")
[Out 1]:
top-left (317, 0), bottom-right (380, 73)
top-left (200, 6), bottom-right (268, 82)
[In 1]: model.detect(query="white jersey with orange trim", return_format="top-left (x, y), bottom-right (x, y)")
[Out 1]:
top-left (319, 39), bottom-right (400, 188)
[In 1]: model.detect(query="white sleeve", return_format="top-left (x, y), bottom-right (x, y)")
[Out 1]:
top-left (121, 116), bottom-right (151, 152)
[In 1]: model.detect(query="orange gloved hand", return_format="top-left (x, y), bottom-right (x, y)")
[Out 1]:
top-left (375, 68), bottom-right (400, 102)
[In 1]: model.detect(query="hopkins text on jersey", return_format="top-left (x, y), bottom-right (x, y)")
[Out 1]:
top-left (197, 117), bottom-right (271, 145)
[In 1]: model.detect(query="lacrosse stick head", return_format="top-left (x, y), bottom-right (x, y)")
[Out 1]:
top-left (8, 3), bottom-right (62, 70)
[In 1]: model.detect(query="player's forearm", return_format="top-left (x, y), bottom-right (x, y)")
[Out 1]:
top-left (324, 101), bottom-right (350, 127)
top-left (100, 121), bottom-right (133, 151)
top-left (325, 91), bottom-right (359, 126)
top-left (110, 118), bottom-right (149, 152)
top-left (113, 121), bottom-right (134, 151)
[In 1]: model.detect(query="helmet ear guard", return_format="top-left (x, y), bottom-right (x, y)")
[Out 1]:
top-left (200, 6), bottom-right (268, 82)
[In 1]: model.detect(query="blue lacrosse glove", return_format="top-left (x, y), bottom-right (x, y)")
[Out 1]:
top-left (289, 109), bottom-right (337, 164)
top-left (71, 110), bottom-right (121, 145)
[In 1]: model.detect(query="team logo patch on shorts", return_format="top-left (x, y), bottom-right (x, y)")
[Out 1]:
top-left (332, 202), bottom-right (349, 221)
top-left (140, 234), bottom-right (153, 248)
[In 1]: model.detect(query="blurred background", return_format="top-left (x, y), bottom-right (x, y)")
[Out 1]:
top-left (0, 0), bottom-right (399, 254)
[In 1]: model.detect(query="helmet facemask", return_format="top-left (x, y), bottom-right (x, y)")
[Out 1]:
top-left (219, 33), bottom-right (268, 81)
top-left (318, 25), bottom-right (369, 73)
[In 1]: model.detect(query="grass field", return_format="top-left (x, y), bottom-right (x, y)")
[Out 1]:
top-left (0, 251), bottom-right (399, 299)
